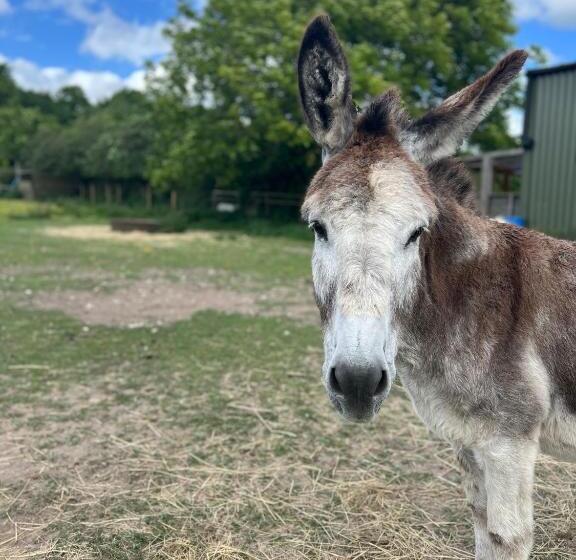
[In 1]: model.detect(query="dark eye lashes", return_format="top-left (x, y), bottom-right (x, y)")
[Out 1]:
top-left (310, 221), bottom-right (328, 241)
top-left (406, 226), bottom-right (425, 247)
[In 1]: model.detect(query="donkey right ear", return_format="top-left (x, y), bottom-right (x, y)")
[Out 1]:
top-left (298, 15), bottom-right (355, 159)
top-left (404, 50), bottom-right (528, 164)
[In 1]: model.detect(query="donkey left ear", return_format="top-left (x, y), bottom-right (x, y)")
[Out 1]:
top-left (298, 15), bottom-right (356, 160)
top-left (403, 50), bottom-right (528, 165)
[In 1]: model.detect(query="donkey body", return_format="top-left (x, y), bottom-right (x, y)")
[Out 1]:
top-left (297, 16), bottom-right (576, 560)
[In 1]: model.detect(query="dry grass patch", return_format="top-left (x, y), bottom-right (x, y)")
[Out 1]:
top-left (43, 226), bottom-right (242, 248)
top-left (2, 367), bottom-right (575, 559)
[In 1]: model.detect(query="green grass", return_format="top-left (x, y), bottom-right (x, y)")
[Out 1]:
top-left (42, 198), bottom-right (312, 240)
top-left (0, 202), bottom-right (311, 289)
top-left (0, 199), bottom-right (62, 219)
top-left (0, 200), bottom-right (574, 560)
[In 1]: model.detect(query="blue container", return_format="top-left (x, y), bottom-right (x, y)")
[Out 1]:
top-left (504, 215), bottom-right (526, 227)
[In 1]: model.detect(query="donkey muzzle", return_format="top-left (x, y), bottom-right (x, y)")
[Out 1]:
top-left (328, 360), bottom-right (388, 421)
top-left (325, 314), bottom-right (396, 421)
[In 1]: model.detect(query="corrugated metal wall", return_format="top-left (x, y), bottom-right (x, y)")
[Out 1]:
top-left (522, 65), bottom-right (576, 239)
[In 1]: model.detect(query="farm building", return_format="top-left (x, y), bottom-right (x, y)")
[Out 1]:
top-left (522, 62), bottom-right (576, 239)
top-left (462, 62), bottom-right (576, 240)
top-left (461, 149), bottom-right (523, 218)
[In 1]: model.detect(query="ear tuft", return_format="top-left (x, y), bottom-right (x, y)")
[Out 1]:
top-left (356, 89), bottom-right (409, 137)
top-left (491, 49), bottom-right (529, 87)
top-left (441, 49), bottom-right (528, 113)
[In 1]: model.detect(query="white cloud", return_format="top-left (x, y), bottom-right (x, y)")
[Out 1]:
top-left (81, 10), bottom-right (169, 65)
top-left (1, 54), bottom-right (147, 103)
top-left (0, 0), bottom-right (12, 15)
top-left (25, 0), bottom-right (169, 65)
top-left (514, 0), bottom-right (541, 20)
top-left (25, 0), bottom-right (102, 25)
top-left (513, 0), bottom-right (576, 28)
top-left (123, 69), bottom-right (147, 92)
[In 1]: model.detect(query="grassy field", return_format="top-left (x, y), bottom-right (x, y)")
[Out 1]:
top-left (0, 201), bottom-right (575, 559)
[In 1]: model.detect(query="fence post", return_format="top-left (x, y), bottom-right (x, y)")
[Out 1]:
top-left (105, 183), bottom-right (113, 204)
top-left (170, 190), bottom-right (178, 211)
top-left (89, 183), bottom-right (97, 204)
top-left (145, 185), bottom-right (153, 209)
top-left (507, 193), bottom-right (514, 216)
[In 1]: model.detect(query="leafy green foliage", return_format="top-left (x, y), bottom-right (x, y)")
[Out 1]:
top-left (0, 66), bottom-right (59, 165)
top-left (0, 65), bottom-right (19, 105)
top-left (27, 90), bottom-right (154, 181)
top-left (0, 105), bottom-right (57, 165)
top-left (149, 0), bottom-right (519, 200)
top-left (0, 2), bottom-right (522, 209)
top-left (0, 66), bottom-right (96, 166)
top-left (0, 66), bottom-right (153, 180)
top-left (53, 86), bottom-right (91, 123)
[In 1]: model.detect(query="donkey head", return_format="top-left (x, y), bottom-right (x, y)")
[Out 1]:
top-left (298, 15), bottom-right (527, 422)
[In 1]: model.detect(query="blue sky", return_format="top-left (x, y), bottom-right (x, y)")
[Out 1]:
top-left (0, 0), bottom-right (574, 132)
top-left (0, 0), bottom-right (190, 102)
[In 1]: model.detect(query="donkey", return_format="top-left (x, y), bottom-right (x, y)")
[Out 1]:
top-left (297, 15), bottom-right (576, 560)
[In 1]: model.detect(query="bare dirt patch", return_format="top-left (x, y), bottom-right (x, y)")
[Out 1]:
top-left (31, 279), bottom-right (255, 327)
top-left (28, 275), bottom-right (317, 327)
top-left (0, 429), bottom-right (38, 488)
top-left (44, 225), bottom-right (241, 247)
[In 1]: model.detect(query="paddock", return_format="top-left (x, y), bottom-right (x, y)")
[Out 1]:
top-left (1, 202), bottom-right (575, 559)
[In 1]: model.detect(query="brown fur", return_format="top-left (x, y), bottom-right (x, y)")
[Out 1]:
top-left (298, 15), bottom-right (572, 559)
top-left (307, 121), bottom-right (576, 423)
top-left (409, 50), bottom-right (528, 138)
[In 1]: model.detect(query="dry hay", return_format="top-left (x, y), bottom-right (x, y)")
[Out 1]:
top-left (43, 226), bottom-right (240, 248)
top-left (1, 373), bottom-right (575, 560)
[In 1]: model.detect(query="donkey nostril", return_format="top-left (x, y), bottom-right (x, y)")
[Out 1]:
top-left (374, 370), bottom-right (387, 396)
top-left (329, 367), bottom-right (343, 395)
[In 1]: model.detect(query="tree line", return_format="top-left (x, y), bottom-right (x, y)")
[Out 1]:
top-left (1, 0), bottom-right (524, 211)
top-left (0, 68), bottom-right (154, 186)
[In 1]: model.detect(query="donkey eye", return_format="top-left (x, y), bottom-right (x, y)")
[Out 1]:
top-left (406, 226), bottom-right (425, 247)
top-left (310, 221), bottom-right (328, 242)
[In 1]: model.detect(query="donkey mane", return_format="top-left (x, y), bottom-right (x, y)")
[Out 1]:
top-left (355, 89), bottom-right (409, 137)
top-left (352, 88), bottom-right (479, 213)
top-left (426, 158), bottom-right (478, 212)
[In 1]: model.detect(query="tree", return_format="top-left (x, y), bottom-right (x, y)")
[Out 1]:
top-left (27, 89), bottom-right (154, 182)
top-left (0, 65), bottom-right (94, 167)
top-left (81, 113), bottom-right (155, 181)
top-left (0, 106), bottom-right (56, 166)
top-left (98, 89), bottom-right (150, 117)
top-left (0, 65), bottom-right (18, 106)
top-left (0, 65), bottom-right (57, 165)
top-left (79, 90), bottom-right (154, 181)
top-left (54, 86), bottom-right (90, 123)
top-left (27, 122), bottom-right (88, 178)
top-left (148, 0), bottom-right (519, 204)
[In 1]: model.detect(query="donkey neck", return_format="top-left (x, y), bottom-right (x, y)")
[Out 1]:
top-left (428, 195), bottom-right (492, 269)
top-left (398, 194), bottom-right (516, 352)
